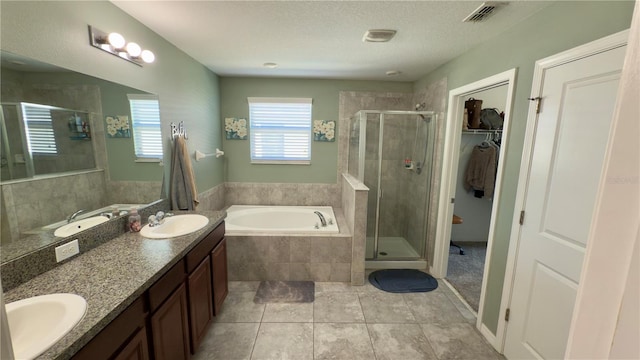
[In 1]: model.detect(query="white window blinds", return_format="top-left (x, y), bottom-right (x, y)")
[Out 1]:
top-left (128, 94), bottom-right (162, 160)
top-left (248, 97), bottom-right (312, 164)
top-left (20, 103), bottom-right (57, 155)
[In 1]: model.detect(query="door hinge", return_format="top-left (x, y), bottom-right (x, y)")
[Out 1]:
top-left (451, 198), bottom-right (455, 204)
top-left (519, 210), bottom-right (525, 225)
top-left (528, 96), bottom-right (542, 114)
top-left (505, 308), bottom-right (510, 321)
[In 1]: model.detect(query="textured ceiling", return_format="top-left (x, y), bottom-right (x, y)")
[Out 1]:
top-left (112, 1), bottom-right (554, 81)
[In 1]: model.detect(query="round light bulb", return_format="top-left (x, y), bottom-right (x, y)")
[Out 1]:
top-left (107, 32), bottom-right (125, 49)
top-left (141, 50), bottom-right (155, 63)
top-left (126, 42), bottom-right (142, 57)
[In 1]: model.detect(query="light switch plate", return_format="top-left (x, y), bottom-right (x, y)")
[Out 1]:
top-left (55, 239), bottom-right (80, 262)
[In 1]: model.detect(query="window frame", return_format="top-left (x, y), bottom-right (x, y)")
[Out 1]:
top-left (128, 94), bottom-right (163, 162)
top-left (247, 97), bottom-right (312, 165)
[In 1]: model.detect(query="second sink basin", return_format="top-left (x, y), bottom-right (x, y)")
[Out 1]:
top-left (6, 293), bottom-right (87, 360)
top-left (140, 214), bottom-right (209, 239)
top-left (54, 216), bottom-right (109, 237)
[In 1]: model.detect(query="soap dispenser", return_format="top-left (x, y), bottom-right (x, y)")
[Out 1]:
top-left (128, 208), bottom-right (142, 232)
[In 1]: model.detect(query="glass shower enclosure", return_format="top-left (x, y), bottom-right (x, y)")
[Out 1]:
top-left (349, 110), bottom-right (437, 263)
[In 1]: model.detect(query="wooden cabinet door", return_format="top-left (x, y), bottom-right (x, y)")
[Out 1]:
top-left (151, 283), bottom-right (190, 360)
top-left (113, 327), bottom-right (150, 360)
top-left (72, 297), bottom-right (147, 360)
top-left (188, 256), bottom-right (213, 353)
top-left (211, 238), bottom-right (228, 315)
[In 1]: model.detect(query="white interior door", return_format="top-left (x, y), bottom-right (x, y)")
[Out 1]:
top-left (504, 44), bottom-right (626, 359)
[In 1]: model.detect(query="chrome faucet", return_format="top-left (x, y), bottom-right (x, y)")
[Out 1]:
top-left (148, 211), bottom-right (173, 227)
top-left (67, 209), bottom-right (86, 223)
top-left (314, 211), bottom-right (327, 227)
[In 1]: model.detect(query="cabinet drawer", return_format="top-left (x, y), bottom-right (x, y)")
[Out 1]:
top-left (148, 259), bottom-right (186, 312)
top-left (186, 222), bottom-right (225, 273)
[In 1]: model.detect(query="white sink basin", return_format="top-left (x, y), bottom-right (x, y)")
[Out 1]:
top-left (140, 214), bottom-right (209, 239)
top-left (54, 216), bottom-right (109, 237)
top-left (6, 293), bottom-right (87, 360)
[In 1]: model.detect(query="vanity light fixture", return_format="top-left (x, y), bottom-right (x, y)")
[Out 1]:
top-left (89, 25), bottom-right (155, 66)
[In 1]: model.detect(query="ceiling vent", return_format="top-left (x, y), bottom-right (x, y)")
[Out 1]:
top-left (363, 29), bottom-right (397, 43)
top-left (463, 2), bottom-right (507, 23)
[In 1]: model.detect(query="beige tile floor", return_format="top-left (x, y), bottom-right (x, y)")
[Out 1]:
top-left (193, 280), bottom-right (504, 360)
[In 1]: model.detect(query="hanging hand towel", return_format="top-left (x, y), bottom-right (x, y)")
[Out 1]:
top-left (170, 136), bottom-right (199, 210)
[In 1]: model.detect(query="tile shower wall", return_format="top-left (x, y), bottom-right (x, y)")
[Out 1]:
top-left (338, 92), bottom-right (415, 258)
top-left (0, 77), bottom-right (108, 180)
top-left (342, 173), bottom-right (368, 285)
top-left (412, 78), bottom-right (448, 266)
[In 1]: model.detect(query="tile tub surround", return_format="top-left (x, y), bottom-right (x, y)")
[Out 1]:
top-left (2, 210), bottom-right (225, 360)
top-left (197, 182), bottom-right (226, 211)
top-left (226, 209), bottom-right (353, 283)
top-left (224, 182), bottom-right (341, 208)
top-left (191, 280), bottom-right (504, 360)
top-left (342, 173), bottom-right (368, 286)
top-left (1, 198), bottom-right (170, 291)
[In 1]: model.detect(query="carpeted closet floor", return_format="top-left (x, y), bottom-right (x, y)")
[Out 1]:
top-left (446, 242), bottom-right (487, 312)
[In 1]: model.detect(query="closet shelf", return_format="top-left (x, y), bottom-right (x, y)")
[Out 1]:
top-left (462, 129), bottom-right (503, 134)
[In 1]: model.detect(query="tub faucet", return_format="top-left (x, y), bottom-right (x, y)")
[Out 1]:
top-left (314, 211), bottom-right (327, 227)
top-left (67, 209), bottom-right (86, 223)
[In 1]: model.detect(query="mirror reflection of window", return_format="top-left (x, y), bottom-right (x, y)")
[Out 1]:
top-left (128, 94), bottom-right (162, 161)
top-left (20, 103), bottom-right (58, 155)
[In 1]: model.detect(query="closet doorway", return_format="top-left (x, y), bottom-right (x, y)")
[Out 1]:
top-left (432, 69), bottom-right (516, 347)
top-left (447, 85), bottom-right (507, 312)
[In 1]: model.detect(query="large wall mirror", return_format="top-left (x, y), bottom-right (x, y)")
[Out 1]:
top-left (0, 50), bottom-right (164, 262)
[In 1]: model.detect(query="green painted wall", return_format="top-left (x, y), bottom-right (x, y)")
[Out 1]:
top-left (1, 1), bottom-right (222, 192)
top-left (414, 1), bottom-right (634, 334)
top-left (221, 77), bottom-right (412, 183)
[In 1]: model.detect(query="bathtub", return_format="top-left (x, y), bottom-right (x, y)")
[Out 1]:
top-left (225, 205), bottom-right (340, 234)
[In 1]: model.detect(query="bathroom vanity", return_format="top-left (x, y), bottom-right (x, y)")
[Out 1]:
top-left (3, 211), bottom-right (227, 360)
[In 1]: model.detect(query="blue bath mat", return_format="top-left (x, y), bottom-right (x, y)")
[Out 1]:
top-left (369, 269), bottom-right (438, 293)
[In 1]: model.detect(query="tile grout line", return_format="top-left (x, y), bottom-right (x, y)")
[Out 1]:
top-left (312, 282), bottom-right (315, 360)
top-left (357, 291), bottom-right (379, 360)
top-left (249, 287), bottom-right (264, 360)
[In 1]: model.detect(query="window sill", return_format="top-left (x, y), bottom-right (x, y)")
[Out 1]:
top-left (251, 160), bottom-right (311, 165)
top-left (135, 158), bottom-right (162, 163)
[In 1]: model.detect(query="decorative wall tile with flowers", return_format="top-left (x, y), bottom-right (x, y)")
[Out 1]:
top-left (313, 120), bottom-right (336, 142)
top-left (106, 115), bottom-right (131, 138)
top-left (225, 118), bottom-right (248, 140)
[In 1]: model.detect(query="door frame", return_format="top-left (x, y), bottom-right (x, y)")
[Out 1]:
top-left (432, 68), bottom-right (517, 347)
top-left (499, 29), bottom-right (629, 353)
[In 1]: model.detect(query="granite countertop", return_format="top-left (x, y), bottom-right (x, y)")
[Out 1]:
top-left (3, 210), bottom-right (226, 360)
